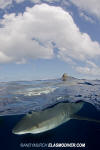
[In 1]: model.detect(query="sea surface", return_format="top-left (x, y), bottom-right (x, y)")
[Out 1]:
top-left (0, 77), bottom-right (100, 150)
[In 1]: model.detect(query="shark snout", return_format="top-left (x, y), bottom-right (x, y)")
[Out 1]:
top-left (12, 127), bottom-right (26, 135)
top-left (12, 122), bottom-right (31, 135)
top-left (12, 122), bottom-right (39, 135)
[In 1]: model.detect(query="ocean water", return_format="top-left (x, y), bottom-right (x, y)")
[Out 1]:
top-left (0, 77), bottom-right (100, 150)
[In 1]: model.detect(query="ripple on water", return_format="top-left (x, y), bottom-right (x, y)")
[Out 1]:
top-left (0, 78), bottom-right (100, 116)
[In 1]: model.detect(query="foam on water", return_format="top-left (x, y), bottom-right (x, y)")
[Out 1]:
top-left (16, 87), bottom-right (57, 96)
top-left (0, 77), bottom-right (100, 116)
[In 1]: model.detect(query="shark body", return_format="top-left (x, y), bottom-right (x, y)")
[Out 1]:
top-left (12, 102), bottom-right (84, 135)
top-left (12, 102), bottom-right (100, 135)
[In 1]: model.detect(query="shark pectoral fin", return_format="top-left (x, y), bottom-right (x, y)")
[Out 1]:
top-left (71, 114), bottom-right (100, 124)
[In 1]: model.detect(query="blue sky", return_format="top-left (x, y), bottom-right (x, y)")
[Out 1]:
top-left (0, 0), bottom-right (100, 81)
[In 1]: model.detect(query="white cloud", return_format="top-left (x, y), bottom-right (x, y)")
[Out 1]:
top-left (0, 0), bottom-right (27, 9)
top-left (0, 4), bottom-right (100, 67)
top-left (76, 61), bottom-right (100, 77)
top-left (31, 0), bottom-right (70, 6)
top-left (30, 0), bottom-right (41, 3)
top-left (1, 0), bottom-right (100, 21)
top-left (70, 0), bottom-right (100, 18)
top-left (0, 0), bottom-right (71, 9)
top-left (15, 0), bottom-right (25, 3)
top-left (80, 12), bottom-right (95, 23)
top-left (31, 0), bottom-right (58, 3)
top-left (0, 3), bottom-right (100, 79)
top-left (0, 0), bottom-right (12, 9)
top-left (0, 51), bottom-right (12, 63)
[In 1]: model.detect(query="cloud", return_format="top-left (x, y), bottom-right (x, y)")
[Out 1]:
top-left (70, 0), bottom-right (100, 18)
top-left (31, 0), bottom-right (70, 6)
top-left (0, 0), bottom-right (26, 9)
top-left (76, 60), bottom-right (100, 76)
top-left (0, 0), bottom-right (70, 9)
top-left (1, 0), bottom-right (100, 21)
top-left (0, 51), bottom-right (12, 63)
top-left (76, 61), bottom-right (100, 77)
top-left (31, 0), bottom-right (41, 3)
top-left (0, 4), bottom-right (100, 65)
top-left (0, 0), bottom-right (12, 9)
top-left (15, 0), bottom-right (25, 3)
top-left (79, 12), bottom-right (95, 23)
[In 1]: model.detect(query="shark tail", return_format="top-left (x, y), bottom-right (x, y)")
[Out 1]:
top-left (72, 114), bottom-right (100, 124)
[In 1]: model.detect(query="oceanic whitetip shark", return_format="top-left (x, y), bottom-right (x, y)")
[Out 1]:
top-left (12, 102), bottom-right (100, 135)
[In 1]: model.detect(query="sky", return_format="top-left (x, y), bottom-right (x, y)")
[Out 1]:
top-left (0, 0), bottom-right (100, 81)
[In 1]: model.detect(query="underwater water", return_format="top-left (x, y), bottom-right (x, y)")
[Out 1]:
top-left (0, 77), bottom-right (100, 149)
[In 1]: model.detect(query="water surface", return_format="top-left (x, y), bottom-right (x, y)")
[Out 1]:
top-left (0, 77), bottom-right (100, 150)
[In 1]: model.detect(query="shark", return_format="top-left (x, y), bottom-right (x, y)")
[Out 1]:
top-left (12, 102), bottom-right (100, 135)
